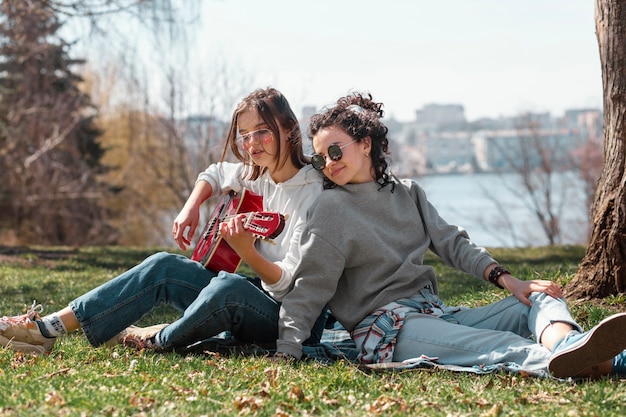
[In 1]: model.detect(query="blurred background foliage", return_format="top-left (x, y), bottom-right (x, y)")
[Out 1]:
top-left (0, 0), bottom-right (248, 247)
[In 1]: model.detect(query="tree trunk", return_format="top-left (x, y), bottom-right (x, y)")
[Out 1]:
top-left (565, 0), bottom-right (626, 299)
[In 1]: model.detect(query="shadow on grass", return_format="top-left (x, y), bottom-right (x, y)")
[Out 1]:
top-left (0, 245), bottom-right (188, 272)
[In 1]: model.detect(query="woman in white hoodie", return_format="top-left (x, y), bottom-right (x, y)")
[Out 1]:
top-left (0, 87), bottom-right (325, 355)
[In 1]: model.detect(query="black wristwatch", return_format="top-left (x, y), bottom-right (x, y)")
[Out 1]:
top-left (488, 266), bottom-right (510, 289)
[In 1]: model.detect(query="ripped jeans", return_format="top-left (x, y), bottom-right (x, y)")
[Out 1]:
top-left (393, 287), bottom-right (581, 372)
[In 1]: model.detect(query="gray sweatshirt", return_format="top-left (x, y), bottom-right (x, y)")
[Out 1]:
top-left (276, 178), bottom-right (496, 359)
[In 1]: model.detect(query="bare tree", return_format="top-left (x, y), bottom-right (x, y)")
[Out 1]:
top-left (484, 113), bottom-right (585, 246)
top-left (86, 54), bottom-right (255, 246)
top-left (566, 0), bottom-right (626, 299)
top-left (0, 0), bottom-right (115, 245)
top-left (127, 62), bottom-right (255, 246)
top-left (568, 111), bottom-right (604, 242)
top-left (0, 0), bottom-right (204, 245)
top-left (65, 1), bottom-right (251, 246)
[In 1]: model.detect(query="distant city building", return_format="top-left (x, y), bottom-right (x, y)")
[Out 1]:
top-left (415, 104), bottom-right (466, 127)
top-left (390, 104), bottom-right (602, 176)
top-left (179, 115), bottom-right (228, 173)
top-left (472, 128), bottom-right (577, 172)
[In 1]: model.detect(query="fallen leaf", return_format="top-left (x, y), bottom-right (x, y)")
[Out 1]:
top-left (45, 391), bottom-right (65, 406)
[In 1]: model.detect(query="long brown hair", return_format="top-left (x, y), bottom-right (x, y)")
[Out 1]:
top-left (221, 87), bottom-right (307, 180)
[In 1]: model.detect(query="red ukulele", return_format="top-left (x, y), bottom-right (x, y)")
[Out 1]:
top-left (191, 189), bottom-right (286, 273)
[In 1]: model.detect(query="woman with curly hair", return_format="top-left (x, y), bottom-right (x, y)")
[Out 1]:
top-left (274, 92), bottom-right (626, 379)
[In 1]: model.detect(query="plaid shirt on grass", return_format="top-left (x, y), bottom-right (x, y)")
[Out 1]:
top-left (351, 297), bottom-right (460, 364)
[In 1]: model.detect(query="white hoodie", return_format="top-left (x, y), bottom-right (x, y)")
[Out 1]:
top-left (196, 162), bottom-right (322, 300)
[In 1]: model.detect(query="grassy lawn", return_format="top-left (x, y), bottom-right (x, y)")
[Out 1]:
top-left (1, 245), bottom-right (626, 416)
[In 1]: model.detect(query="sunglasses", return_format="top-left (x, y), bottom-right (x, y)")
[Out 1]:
top-left (236, 129), bottom-right (274, 150)
top-left (311, 140), bottom-right (357, 171)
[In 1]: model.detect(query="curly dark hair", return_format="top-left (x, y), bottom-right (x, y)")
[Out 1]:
top-left (307, 92), bottom-right (392, 189)
top-left (221, 87), bottom-right (307, 180)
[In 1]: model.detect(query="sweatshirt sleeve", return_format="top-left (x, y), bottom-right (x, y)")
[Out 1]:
top-left (407, 179), bottom-right (495, 279)
top-left (276, 228), bottom-right (345, 359)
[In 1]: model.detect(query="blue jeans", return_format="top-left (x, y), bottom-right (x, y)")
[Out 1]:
top-left (393, 289), bottom-right (582, 372)
top-left (70, 252), bottom-right (325, 349)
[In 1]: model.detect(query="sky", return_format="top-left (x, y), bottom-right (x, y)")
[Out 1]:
top-left (193, 0), bottom-right (601, 122)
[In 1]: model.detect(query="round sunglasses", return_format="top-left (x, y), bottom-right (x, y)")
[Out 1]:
top-left (311, 140), bottom-right (357, 171)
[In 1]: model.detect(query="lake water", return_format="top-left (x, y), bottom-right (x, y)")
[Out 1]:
top-left (416, 172), bottom-right (591, 248)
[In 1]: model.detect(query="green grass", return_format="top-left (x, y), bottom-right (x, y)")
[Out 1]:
top-left (1, 245), bottom-right (626, 416)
